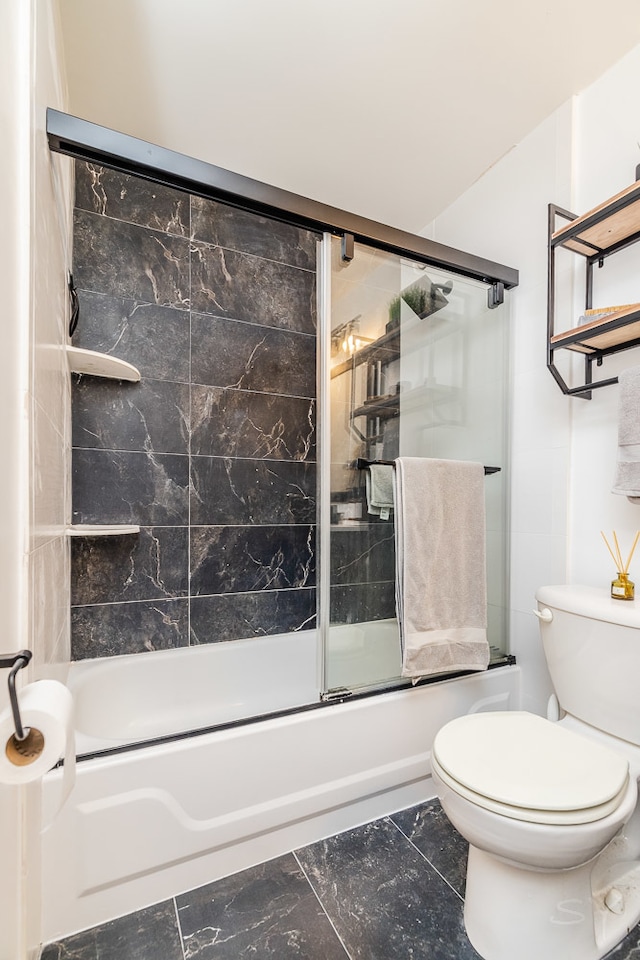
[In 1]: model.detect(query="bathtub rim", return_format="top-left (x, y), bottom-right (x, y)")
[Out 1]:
top-left (64, 655), bottom-right (516, 765)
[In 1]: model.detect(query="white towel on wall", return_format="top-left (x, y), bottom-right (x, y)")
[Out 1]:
top-left (612, 366), bottom-right (640, 504)
top-left (393, 457), bottom-right (489, 680)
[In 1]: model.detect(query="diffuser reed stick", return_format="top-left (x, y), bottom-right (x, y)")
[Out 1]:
top-left (601, 531), bottom-right (621, 570)
top-left (625, 530), bottom-right (640, 574)
top-left (601, 530), bottom-right (639, 600)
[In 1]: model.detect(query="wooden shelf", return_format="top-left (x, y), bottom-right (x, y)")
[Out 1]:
top-left (552, 180), bottom-right (640, 256)
top-left (548, 175), bottom-right (640, 396)
top-left (67, 346), bottom-right (141, 382)
top-left (551, 305), bottom-right (640, 355)
top-left (67, 525), bottom-right (140, 537)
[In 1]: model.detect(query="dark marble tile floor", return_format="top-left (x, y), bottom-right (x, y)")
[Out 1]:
top-left (41, 797), bottom-right (640, 960)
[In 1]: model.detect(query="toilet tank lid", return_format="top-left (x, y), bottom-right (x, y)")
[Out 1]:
top-left (536, 584), bottom-right (640, 628)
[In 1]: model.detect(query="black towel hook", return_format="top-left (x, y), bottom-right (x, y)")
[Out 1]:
top-left (0, 650), bottom-right (33, 741)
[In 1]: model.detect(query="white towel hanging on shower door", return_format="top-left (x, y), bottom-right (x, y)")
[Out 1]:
top-left (393, 457), bottom-right (489, 680)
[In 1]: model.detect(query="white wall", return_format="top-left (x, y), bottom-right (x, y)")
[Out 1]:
top-left (569, 45), bottom-right (640, 587)
top-left (424, 44), bottom-right (640, 717)
top-left (0, 1), bottom-right (71, 957)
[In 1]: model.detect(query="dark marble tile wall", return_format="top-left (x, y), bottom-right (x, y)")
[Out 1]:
top-left (330, 521), bottom-right (396, 624)
top-left (71, 161), bottom-right (319, 660)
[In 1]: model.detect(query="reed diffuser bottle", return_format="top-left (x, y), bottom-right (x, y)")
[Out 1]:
top-left (601, 530), bottom-right (639, 601)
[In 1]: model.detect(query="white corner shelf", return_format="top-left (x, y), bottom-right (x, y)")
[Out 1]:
top-left (67, 346), bottom-right (141, 382)
top-left (66, 525), bottom-right (140, 537)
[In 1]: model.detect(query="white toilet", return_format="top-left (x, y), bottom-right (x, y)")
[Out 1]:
top-left (431, 584), bottom-right (640, 960)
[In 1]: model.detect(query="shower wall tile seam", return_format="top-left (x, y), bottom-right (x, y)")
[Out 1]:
top-left (190, 311), bottom-right (318, 338)
top-left (190, 454), bottom-right (318, 464)
top-left (70, 596), bottom-right (189, 609)
top-left (189, 384), bottom-right (317, 401)
top-left (73, 208), bottom-right (319, 276)
top-left (189, 585), bottom-right (317, 597)
top-left (71, 288), bottom-right (190, 313)
top-left (190, 235), bottom-right (319, 274)
top-left (171, 896), bottom-right (188, 960)
top-left (71, 446), bottom-right (191, 456)
top-left (189, 382), bottom-right (318, 403)
top-left (189, 522), bottom-right (318, 528)
top-left (75, 206), bottom-right (191, 242)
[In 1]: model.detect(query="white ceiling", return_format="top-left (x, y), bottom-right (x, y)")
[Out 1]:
top-left (58, 0), bottom-right (640, 233)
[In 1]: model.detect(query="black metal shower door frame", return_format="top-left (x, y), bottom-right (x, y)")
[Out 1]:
top-left (46, 109), bottom-right (518, 293)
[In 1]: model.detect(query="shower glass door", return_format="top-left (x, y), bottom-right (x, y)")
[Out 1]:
top-left (323, 236), bottom-right (510, 696)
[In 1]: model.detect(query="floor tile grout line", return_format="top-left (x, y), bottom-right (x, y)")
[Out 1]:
top-left (386, 815), bottom-right (465, 904)
top-left (292, 849), bottom-right (354, 960)
top-left (172, 896), bottom-right (188, 960)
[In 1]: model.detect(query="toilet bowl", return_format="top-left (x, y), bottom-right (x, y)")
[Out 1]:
top-left (431, 585), bottom-right (640, 960)
top-left (432, 712), bottom-right (636, 871)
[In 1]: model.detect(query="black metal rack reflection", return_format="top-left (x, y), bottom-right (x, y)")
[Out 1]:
top-left (355, 458), bottom-right (501, 475)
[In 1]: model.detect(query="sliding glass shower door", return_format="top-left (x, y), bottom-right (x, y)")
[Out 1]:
top-left (322, 236), bottom-right (510, 696)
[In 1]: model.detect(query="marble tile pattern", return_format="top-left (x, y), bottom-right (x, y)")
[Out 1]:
top-left (71, 161), bottom-right (320, 658)
top-left (191, 313), bottom-right (316, 398)
top-left (329, 523), bottom-right (396, 623)
top-left (190, 525), bottom-right (315, 596)
top-left (73, 292), bottom-right (190, 383)
top-left (190, 458), bottom-right (316, 526)
top-left (71, 599), bottom-right (189, 660)
top-left (176, 854), bottom-right (349, 959)
top-left (40, 796), bottom-right (640, 959)
top-left (190, 386), bottom-right (315, 461)
top-left (40, 899), bottom-right (183, 960)
top-left (189, 588), bottom-right (316, 644)
top-left (74, 163), bottom-right (190, 236)
top-left (190, 242), bottom-right (316, 333)
top-left (330, 580), bottom-right (396, 625)
top-left (40, 800), bottom-right (480, 960)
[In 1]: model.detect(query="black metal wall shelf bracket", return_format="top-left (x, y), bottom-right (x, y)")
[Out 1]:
top-left (0, 650), bottom-right (33, 741)
top-left (547, 171), bottom-right (640, 399)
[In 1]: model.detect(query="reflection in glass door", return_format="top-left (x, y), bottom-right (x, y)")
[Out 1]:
top-left (323, 237), bottom-right (510, 696)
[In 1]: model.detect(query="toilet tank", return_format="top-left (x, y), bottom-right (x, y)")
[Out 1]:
top-left (536, 584), bottom-right (640, 746)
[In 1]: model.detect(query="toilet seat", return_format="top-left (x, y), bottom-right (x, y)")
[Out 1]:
top-left (432, 712), bottom-right (630, 826)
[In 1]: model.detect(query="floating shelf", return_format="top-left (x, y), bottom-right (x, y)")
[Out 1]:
top-left (66, 525), bottom-right (140, 537)
top-left (551, 305), bottom-right (640, 355)
top-left (67, 346), bottom-right (141, 382)
top-left (552, 179), bottom-right (640, 256)
top-left (548, 174), bottom-right (640, 397)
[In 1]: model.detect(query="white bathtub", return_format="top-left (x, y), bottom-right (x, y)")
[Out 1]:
top-left (67, 630), bottom-right (319, 754)
top-left (67, 620), bottom-right (402, 754)
top-left (41, 637), bottom-right (520, 942)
